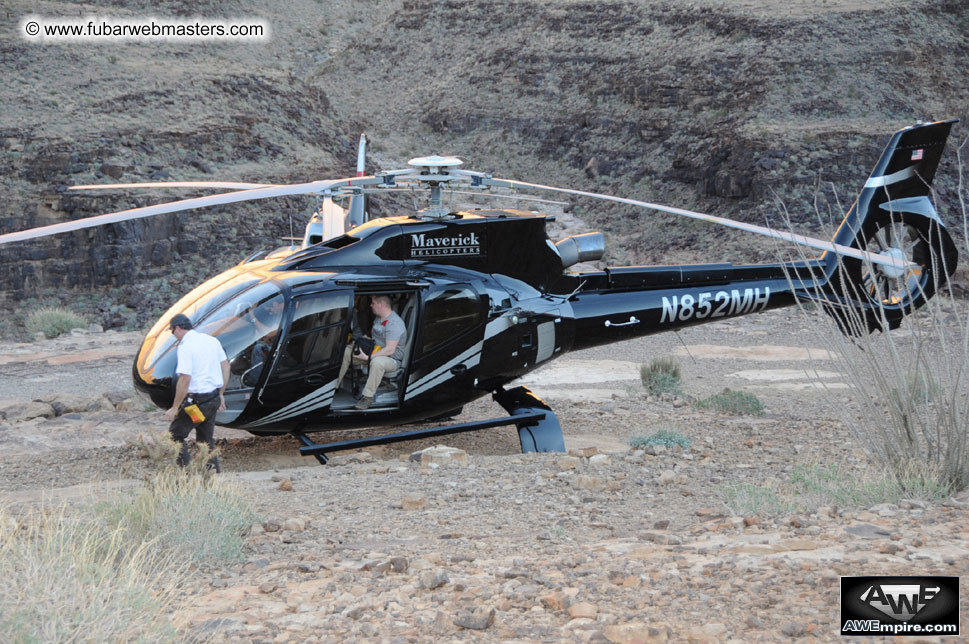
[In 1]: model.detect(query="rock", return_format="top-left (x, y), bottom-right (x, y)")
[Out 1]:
top-left (0, 401), bottom-right (55, 421)
top-left (588, 454), bottom-right (612, 466)
top-left (658, 470), bottom-right (676, 485)
top-left (389, 556), bottom-right (408, 573)
top-left (778, 539), bottom-right (818, 551)
top-left (278, 478), bottom-right (294, 491)
top-left (296, 562), bottom-right (320, 573)
top-left (101, 390), bottom-right (132, 406)
top-left (653, 519), bottom-right (670, 530)
top-left (557, 456), bottom-right (582, 471)
top-left (845, 523), bottom-right (891, 539)
top-left (262, 520), bottom-right (281, 532)
top-left (401, 494), bottom-right (427, 510)
top-left (540, 592), bottom-right (565, 611)
top-left (604, 622), bottom-right (670, 643)
top-left (33, 393), bottom-right (112, 415)
top-left (639, 531), bottom-right (683, 545)
top-left (869, 503), bottom-right (899, 517)
top-left (418, 445), bottom-right (469, 466)
top-left (330, 451), bottom-right (372, 465)
top-left (418, 569), bottom-right (449, 590)
top-left (282, 518), bottom-right (306, 532)
top-left (569, 601), bottom-right (598, 619)
top-left (454, 606), bottom-right (496, 630)
top-left (781, 622), bottom-right (807, 637)
top-left (573, 475), bottom-right (605, 492)
top-left (259, 582), bottom-right (277, 593)
top-left (569, 446), bottom-right (599, 458)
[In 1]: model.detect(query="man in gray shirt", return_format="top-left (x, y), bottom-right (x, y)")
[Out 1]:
top-left (337, 295), bottom-right (407, 409)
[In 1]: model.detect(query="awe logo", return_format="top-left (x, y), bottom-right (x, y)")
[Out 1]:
top-left (860, 583), bottom-right (939, 621)
top-left (840, 576), bottom-right (959, 637)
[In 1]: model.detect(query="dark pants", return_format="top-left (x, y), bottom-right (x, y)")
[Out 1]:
top-left (169, 393), bottom-right (222, 472)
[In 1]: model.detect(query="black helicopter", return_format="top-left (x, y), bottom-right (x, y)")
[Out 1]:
top-left (0, 121), bottom-right (959, 463)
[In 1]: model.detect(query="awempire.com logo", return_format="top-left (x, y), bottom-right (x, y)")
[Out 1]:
top-left (841, 576), bottom-right (959, 636)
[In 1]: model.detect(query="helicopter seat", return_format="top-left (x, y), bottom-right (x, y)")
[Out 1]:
top-left (371, 296), bottom-right (416, 403)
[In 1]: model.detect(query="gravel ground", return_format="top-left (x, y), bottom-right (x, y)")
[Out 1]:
top-left (2, 308), bottom-right (968, 643)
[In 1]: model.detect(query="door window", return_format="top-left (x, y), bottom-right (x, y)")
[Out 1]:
top-left (272, 292), bottom-right (351, 381)
top-left (421, 286), bottom-right (483, 354)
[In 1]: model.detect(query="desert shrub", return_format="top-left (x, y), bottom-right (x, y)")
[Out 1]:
top-left (25, 306), bottom-right (87, 339)
top-left (721, 461), bottom-right (950, 516)
top-left (630, 429), bottom-right (690, 450)
top-left (720, 481), bottom-right (794, 516)
top-left (776, 142), bottom-right (969, 493)
top-left (102, 432), bottom-right (257, 566)
top-left (640, 356), bottom-right (682, 395)
top-left (695, 389), bottom-right (765, 416)
top-left (790, 462), bottom-right (949, 507)
top-left (0, 506), bottom-right (184, 644)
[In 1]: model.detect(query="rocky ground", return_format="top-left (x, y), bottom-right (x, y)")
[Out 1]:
top-left (1, 307), bottom-right (967, 643)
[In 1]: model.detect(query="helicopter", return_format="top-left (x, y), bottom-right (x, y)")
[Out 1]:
top-left (0, 121), bottom-right (959, 464)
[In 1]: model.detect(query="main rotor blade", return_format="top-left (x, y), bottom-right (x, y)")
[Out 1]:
top-left (444, 190), bottom-right (570, 206)
top-left (0, 179), bottom-right (354, 245)
top-left (486, 178), bottom-right (914, 270)
top-left (70, 181), bottom-right (278, 191)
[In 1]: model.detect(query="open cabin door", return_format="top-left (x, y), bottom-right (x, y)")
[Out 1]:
top-left (248, 290), bottom-right (352, 426)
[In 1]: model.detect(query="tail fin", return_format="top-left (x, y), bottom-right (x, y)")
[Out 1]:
top-left (831, 119), bottom-right (958, 250)
top-left (822, 119), bottom-right (960, 334)
top-left (347, 133), bottom-right (368, 228)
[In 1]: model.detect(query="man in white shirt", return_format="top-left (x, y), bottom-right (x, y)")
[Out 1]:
top-left (165, 313), bottom-right (230, 472)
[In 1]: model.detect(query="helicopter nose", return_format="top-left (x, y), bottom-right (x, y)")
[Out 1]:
top-left (133, 328), bottom-right (178, 410)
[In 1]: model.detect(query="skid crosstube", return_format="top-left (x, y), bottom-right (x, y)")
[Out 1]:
top-left (294, 387), bottom-right (565, 464)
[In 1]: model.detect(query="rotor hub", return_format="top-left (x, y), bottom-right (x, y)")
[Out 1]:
top-left (876, 246), bottom-right (908, 280)
top-left (408, 155), bottom-right (463, 171)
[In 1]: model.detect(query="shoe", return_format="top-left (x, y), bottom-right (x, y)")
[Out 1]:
top-left (354, 396), bottom-right (373, 410)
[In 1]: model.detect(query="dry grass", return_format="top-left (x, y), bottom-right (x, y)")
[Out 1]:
top-left (106, 431), bottom-right (258, 566)
top-left (0, 505), bottom-right (186, 643)
top-left (0, 434), bottom-right (258, 642)
top-left (721, 459), bottom-right (950, 516)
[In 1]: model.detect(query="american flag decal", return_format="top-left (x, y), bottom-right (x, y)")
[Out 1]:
top-left (912, 148), bottom-right (924, 161)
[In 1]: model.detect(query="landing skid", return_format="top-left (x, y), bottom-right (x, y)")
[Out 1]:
top-left (293, 385), bottom-right (565, 464)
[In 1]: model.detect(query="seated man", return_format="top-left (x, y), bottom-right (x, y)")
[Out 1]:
top-left (337, 295), bottom-right (407, 410)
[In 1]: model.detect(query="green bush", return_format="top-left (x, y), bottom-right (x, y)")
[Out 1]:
top-left (640, 357), bottom-right (682, 395)
top-left (630, 429), bottom-right (691, 450)
top-left (25, 306), bottom-right (87, 339)
top-left (695, 388), bottom-right (765, 416)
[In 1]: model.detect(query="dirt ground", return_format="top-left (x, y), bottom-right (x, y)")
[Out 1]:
top-left (1, 302), bottom-right (967, 643)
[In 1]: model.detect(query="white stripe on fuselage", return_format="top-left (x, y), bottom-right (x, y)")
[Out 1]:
top-left (244, 379), bottom-right (337, 427)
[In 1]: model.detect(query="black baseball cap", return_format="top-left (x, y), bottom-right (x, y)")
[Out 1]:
top-left (169, 314), bottom-right (193, 331)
